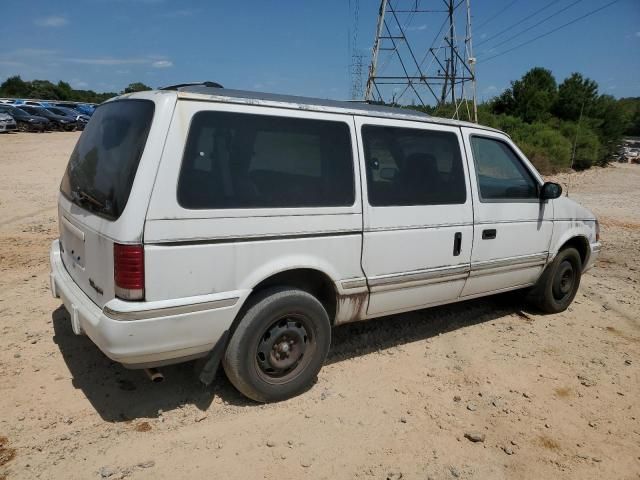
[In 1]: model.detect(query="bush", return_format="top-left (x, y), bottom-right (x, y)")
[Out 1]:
top-left (517, 124), bottom-right (572, 172)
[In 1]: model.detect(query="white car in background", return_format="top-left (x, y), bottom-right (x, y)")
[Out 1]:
top-left (0, 112), bottom-right (17, 132)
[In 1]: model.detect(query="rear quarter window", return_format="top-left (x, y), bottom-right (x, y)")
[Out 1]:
top-left (177, 111), bottom-right (355, 209)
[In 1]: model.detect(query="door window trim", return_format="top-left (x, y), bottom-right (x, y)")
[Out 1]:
top-left (469, 133), bottom-right (542, 204)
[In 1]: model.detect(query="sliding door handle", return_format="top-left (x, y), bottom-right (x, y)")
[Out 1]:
top-left (482, 229), bottom-right (497, 240)
top-left (453, 232), bottom-right (462, 256)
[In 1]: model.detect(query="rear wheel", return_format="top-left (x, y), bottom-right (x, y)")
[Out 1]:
top-left (223, 287), bottom-right (331, 402)
top-left (527, 247), bottom-right (582, 313)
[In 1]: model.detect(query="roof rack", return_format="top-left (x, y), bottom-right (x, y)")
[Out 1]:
top-left (160, 81), bottom-right (223, 91)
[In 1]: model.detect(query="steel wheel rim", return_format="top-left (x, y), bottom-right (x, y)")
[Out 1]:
top-left (254, 313), bottom-right (315, 385)
top-left (552, 260), bottom-right (575, 301)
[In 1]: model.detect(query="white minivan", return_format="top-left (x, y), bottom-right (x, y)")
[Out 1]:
top-left (50, 83), bottom-right (601, 402)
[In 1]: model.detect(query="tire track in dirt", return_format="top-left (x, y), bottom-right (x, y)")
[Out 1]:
top-left (0, 206), bottom-right (57, 229)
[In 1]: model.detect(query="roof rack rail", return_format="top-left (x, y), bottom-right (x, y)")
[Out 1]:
top-left (159, 81), bottom-right (223, 91)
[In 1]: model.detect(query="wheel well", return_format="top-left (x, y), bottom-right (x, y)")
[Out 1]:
top-left (249, 269), bottom-right (337, 323)
top-left (560, 236), bottom-right (589, 266)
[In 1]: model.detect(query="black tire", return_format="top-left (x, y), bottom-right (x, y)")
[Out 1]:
top-left (527, 247), bottom-right (582, 313)
top-left (222, 287), bottom-right (331, 402)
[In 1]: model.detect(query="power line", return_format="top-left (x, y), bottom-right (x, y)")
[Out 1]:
top-left (475, 0), bottom-right (519, 31)
top-left (475, 0), bottom-right (557, 48)
top-left (482, 0), bottom-right (584, 52)
top-left (479, 0), bottom-right (621, 63)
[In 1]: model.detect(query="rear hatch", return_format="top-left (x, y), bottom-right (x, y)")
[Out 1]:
top-left (58, 99), bottom-right (155, 308)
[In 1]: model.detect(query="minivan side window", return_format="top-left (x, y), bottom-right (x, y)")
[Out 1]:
top-left (361, 125), bottom-right (466, 206)
top-left (177, 112), bottom-right (355, 209)
top-left (470, 136), bottom-right (538, 201)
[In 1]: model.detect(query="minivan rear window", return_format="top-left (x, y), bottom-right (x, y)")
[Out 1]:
top-left (177, 111), bottom-right (355, 209)
top-left (60, 100), bottom-right (155, 220)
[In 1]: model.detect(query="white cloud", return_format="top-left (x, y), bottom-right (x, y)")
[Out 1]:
top-left (406, 24), bottom-right (427, 31)
top-left (0, 49), bottom-right (55, 69)
top-left (35, 16), bottom-right (68, 27)
top-left (65, 57), bottom-right (148, 66)
top-left (71, 79), bottom-right (89, 88)
top-left (151, 60), bottom-right (173, 68)
top-left (14, 48), bottom-right (58, 56)
top-left (483, 85), bottom-right (498, 94)
top-left (636, 31), bottom-right (640, 37)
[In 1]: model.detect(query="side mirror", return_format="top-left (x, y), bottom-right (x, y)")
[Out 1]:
top-left (540, 182), bottom-right (562, 200)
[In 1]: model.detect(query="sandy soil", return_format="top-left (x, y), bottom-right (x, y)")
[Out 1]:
top-left (0, 131), bottom-right (638, 480)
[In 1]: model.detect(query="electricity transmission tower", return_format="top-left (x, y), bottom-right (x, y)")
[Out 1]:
top-left (365, 0), bottom-right (478, 122)
top-left (349, 0), bottom-right (365, 100)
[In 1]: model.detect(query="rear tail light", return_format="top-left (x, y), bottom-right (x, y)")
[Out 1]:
top-left (595, 220), bottom-right (600, 242)
top-left (114, 243), bottom-right (144, 300)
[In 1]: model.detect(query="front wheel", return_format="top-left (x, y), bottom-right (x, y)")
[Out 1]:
top-left (223, 287), bottom-right (331, 402)
top-left (527, 247), bottom-right (582, 313)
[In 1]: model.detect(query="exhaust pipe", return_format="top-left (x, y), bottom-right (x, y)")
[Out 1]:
top-left (144, 368), bottom-right (164, 383)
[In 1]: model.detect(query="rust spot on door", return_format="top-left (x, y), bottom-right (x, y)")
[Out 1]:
top-left (334, 292), bottom-right (369, 325)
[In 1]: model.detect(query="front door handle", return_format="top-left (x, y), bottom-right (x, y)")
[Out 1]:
top-left (482, 229), bottom-right (497, 240)
top-left (453, 232), bottom-right (462, 256)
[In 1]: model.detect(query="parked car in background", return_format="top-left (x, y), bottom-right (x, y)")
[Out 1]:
top-left (0, 105), bottom-right (50, 132)
top-left (15, 100), bottom-right (52, 108)
top-left (49, 85), bottom-right (601, 402)
top-left (0, 112), bottom-right (17, 133)
top-left (48, 106), bottom-right (90, 122)
top-left (45, 107), bottom-right (88, 130)
top-left (19, 106), bottom-right (77, 131)
top-left (74, 103), bottom-right (96, 116)
top-left (53, 102), bottom-right (96, 116)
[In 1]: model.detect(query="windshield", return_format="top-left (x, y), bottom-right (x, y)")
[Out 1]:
top-left (21, 106), bottom-right (46, 116)
top-left (60, 99), bottom-right (155, 220)
top-left (59, 107), bottom-right (81, 116)
top-left (48, 107), bottom-right (69, 116)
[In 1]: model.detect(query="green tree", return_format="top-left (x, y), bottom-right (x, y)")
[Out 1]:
top-left (122, 82), bottom-right (152, 94)
top-left (490, 68), bottom-right (559, 122)
top-left (592, 94), bottom-right (629, 159)
top-left (0, 75), bottom-right (29, 97)
top-left (28, 80), bottom-right (60, 100)
top-left (491, 88), bottom-right (517, 116)
top-left (56, 81), bottom-right (73, 101)
top-left (553, 73), bottom-right (599, 121)
top-left (511, 67), bottom-right (558, 123)
top-left (617, 97), bottom-right (640, 135)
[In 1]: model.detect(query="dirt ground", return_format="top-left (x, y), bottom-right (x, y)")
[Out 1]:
top-left (0, 132), bottom-right (638, 480)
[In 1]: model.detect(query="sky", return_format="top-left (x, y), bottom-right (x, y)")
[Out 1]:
top-left (0, 0), bottom-right (639, 103)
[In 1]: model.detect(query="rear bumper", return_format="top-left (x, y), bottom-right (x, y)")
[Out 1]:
top-left (49, 240), bottom-right (246, 368)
